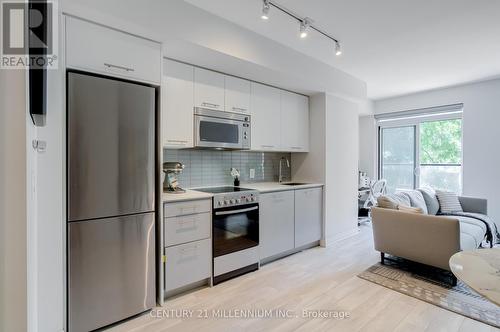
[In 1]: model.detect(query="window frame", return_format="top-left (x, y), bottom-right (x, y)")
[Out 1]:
top-left (377, 109), bottom-right (463, 193)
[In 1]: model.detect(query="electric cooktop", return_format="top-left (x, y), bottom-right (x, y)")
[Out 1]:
top-left (194, 186), bottom-right (253, 194)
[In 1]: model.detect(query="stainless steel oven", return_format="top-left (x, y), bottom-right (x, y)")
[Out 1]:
top-left (213, 203), bottom-right (259, 257)
top-left (194, 186), bottom-right (259, 285)
top-left (194, 108), bottom-right (251, 149)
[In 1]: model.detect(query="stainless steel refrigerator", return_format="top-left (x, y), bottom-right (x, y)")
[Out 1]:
top-left (67, 72), bottom-right (156, 332)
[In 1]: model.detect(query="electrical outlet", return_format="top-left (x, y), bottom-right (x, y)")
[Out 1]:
top-left (249, 168), bottom-right (255, 179)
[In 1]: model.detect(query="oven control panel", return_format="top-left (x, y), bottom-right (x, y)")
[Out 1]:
top-left (213, 191), bottom-right (259, 209)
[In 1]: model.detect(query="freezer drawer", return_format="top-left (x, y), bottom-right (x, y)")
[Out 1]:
top-left (164, 212), bottom-right (211, 247)
top-left (68, 213), bottom-right (155, 332)
top-left (164, 239), bottom-right (211, 291)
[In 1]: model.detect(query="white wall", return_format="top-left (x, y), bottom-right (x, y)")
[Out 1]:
top-left (358, 115), bottom-right (377, 179)
top-left (325, 94), bottom-right (360, 243)
top-left (293, 93), bottom-right (359, 245)
top-left (292, 94), bottom-right (326, 184)
top-left (374, 78), bottom-right (500, 227)
top-left (0, 69), bottom-right (28, 331)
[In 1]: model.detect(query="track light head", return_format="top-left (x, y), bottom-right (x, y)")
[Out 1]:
top-left (261, 0), bottom-right (270, 20)
top-left (335, 41), bottom-right (342, 56)
top-left (299, 18), bottom-right (311, 38)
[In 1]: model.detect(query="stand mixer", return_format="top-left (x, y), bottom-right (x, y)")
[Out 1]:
top-left (163, 162), bottom-right (186, 193)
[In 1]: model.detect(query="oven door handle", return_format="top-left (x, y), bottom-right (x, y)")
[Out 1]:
top-left (215, 206), bottom-right (259, 216)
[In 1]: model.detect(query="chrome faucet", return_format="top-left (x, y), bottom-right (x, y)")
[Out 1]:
top-left (279, 157), bottom-right (290, 183)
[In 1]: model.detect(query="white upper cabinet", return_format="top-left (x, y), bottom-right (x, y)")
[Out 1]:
top-left (280, 91), bottom-right (309, 152)
top-left (162, 59), bottom-right (194, 149)
top-left (194, 68), bottom-right (225, 111)
top-left (65, 16), bottom-right (161, 84)
top-left (225, 76), bottom-right (251, 114)
top-left (250, 83), bottom-right (282, 151)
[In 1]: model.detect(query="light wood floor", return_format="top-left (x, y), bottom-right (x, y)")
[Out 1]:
top-left (108, 225), bottom-right (499, 332)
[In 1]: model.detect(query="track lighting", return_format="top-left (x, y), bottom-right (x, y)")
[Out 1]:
top-left (335, 41), bottom-right (342, 56)
top-left (261, 0), bottom-right (270, 20)
top-left (259, 1), bottom-right (343, 56)
top-left (299, 18), bottom-right (310, 38)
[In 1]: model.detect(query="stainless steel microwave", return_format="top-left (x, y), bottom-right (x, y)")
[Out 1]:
top-left (194, 108), bottom-right (251, 150)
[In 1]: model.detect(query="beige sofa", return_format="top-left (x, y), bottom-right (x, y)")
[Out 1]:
top-left (372, 195), bottom-right (488, 277)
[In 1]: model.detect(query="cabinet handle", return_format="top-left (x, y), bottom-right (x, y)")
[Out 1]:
top-left (180, 244), bottom-right (198, 254)
top-left (261, 145), bottom-right (275, 148)
top-left (167, 139), bottom-right (188, 145)
top-left (178, 217), bottom-right (196, 226)
top-left (232, 107), bottom-right (247, 112)
top-left (202, 102), bottom-right (220, 109)
top-left (104, 63), bottom-right (135, 72)
top-left (179, 206), bottom-right (197, 214)
top-left (291, 146), bottom-right (302, 150)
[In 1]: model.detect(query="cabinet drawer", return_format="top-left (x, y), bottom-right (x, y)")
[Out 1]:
top-left (164, 239), bottom-right (211, 291)
top-left (164, 212), bottom-right (211, 246)
top-left (66, 16), bottom-right (161, 84)
top-left (164, 199), bottom-right (211, 218)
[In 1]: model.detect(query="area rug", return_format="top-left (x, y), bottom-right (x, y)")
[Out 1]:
top-left (358, 258), bottom-right (500, 328)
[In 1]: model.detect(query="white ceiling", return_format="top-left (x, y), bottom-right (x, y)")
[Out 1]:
top-left (185, 0), bottom-right (500, 100)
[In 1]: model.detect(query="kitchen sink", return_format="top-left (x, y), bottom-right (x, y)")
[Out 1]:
top-left (281, 182), bottom-right (309, 186)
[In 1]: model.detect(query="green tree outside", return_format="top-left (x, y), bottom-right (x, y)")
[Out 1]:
top-left (420, 119), bottom-right (462, 164)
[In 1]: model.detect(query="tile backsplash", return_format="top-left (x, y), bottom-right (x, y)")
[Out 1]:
top-left (164, 149), bottom-right (292, 188)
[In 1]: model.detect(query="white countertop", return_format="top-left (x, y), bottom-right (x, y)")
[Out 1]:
top-left (242, 182), bottom-right (323, 193)
top-left (162, 190), bottom-right (213, 203)
top-left (162, 182), bottom-right (323, 203)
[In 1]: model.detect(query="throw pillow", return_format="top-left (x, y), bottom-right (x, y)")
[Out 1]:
top-left (397, 205), bottom-right (424, 214)
top-left (377, 193), bottom-right (411, 210)
top-left (398, 190), bottom-right (428, 214)
top-left (418, 187), bottom-right (440, 215)
top-left (435, 190), bottom-right (463, 213)
top-left (377, 196), bottom-right (398, 209)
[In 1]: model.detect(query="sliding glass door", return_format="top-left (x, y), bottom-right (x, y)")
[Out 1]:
top-left (380, 126), bottom-right (416, 193)
top-left (379, 114), bottom-right (462, 193)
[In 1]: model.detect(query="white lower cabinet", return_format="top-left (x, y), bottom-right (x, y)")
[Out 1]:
top-left (295, 188), bottom-right (322, 247)
top-left (164, 212), bottom-right (211, 247)
top-left (163, 199), bottom-right (212, 294)
top-left (164, 199), bottom-right (211, 218)
top-left (259, 187), bottom-right (323, 262)
top-left (164, 238), bottom-right (211, 292)
top-left (259, 191), bottom-right (295, 260)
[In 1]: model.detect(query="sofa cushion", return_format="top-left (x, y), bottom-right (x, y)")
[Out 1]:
top-left (399, 190), bottom-right (428, 214)
top-left (459, 220), bottom-right (486, 250)
top-left (436, 190), bottom-right (463, 213)
top-left (441, 215), bottom-right (486, 250)
top-left (418, 187), bottom-right (440, 215)
top-left (377, 192), bottom-right (411, 209)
